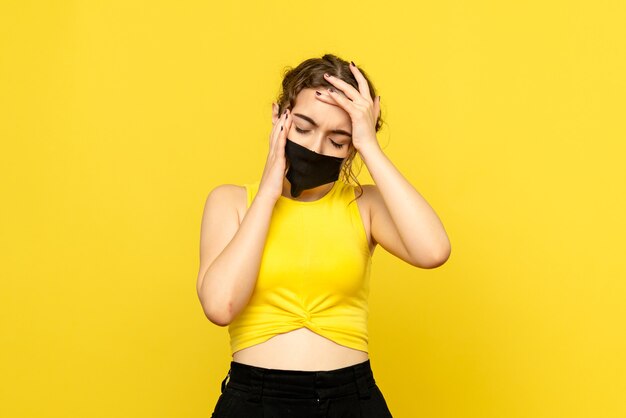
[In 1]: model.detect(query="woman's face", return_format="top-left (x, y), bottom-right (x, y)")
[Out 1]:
top-left (273, 88), bottom-right (353, 159)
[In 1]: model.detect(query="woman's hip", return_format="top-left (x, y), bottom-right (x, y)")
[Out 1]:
top-left (210, 359), bottom-right (393, 417)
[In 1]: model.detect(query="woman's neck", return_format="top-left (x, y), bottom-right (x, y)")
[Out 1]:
top-left (282, 178), bottom-right (335, 202)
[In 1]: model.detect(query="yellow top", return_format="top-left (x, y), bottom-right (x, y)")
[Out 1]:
top-left (228, 179), bottom-right (373, 355)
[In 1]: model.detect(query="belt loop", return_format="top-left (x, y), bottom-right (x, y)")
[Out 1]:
top-left (220, 368), bottom-right (231, 394)
top-left (247, 366), bottom-right (265, 403)
top-left (352, 365), bottom-right (372, 399)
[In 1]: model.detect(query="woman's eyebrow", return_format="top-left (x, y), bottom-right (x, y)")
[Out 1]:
top-left (293, 113), bottom-right (352, 138)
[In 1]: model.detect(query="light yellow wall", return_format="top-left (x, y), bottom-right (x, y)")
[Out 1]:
top-left (1, 1), bottom-right (624, 417)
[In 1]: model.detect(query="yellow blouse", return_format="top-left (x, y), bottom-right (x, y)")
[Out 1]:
top-left (228, 179), bottom-right (372, 355)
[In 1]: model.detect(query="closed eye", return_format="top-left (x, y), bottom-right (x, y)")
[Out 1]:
top-left (295, 127), bottom-right (344, 149)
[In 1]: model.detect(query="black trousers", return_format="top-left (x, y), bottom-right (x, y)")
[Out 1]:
top-left (210, 359), bottom-right (393, 417)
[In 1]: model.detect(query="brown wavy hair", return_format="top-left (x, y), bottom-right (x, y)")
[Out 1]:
top-left (275, 53), bottom-right (384, 205)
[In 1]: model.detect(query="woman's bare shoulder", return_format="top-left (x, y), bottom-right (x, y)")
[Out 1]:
top-left (353, 182), bottom-right (376, 207)
top-left (206, 183), bottom-right (248, 224)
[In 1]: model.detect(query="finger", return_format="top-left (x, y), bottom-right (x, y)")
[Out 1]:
top-left (323, 73), bottom-right (362, 103)
top-left (280, 109), bottom-right (292, 150)
top-left (313, 90), bottom-right (342, 107)
top-left (270, 110), bottom-right (286, 147)
top-left (348, 62), bottom-right (373, 102)
top-left (276, 109), bottom-right (292, 158)
top-left (270, 109), bottom-right (289, 156)
top-left (280, 110), bottom-right (293, 173)
top-left (325, 87), bottom-right (354, 112)
top-left (374, 95), bottom-right (381, 120)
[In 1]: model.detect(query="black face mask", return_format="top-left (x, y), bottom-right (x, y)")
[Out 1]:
top-left (284, 138), bottom-right (344, 198)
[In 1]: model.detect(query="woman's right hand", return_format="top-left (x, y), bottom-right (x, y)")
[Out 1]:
top-left (257, 108), bottom-right (293, 203)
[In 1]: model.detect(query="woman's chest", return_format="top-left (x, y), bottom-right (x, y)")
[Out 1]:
top-left (236, 185), bottom-right (374, 255)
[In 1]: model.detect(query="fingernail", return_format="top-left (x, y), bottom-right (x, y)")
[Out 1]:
top-left (315, 91), bottom-right (321, 96)
top-left (350, 61), bottom-right (355, 67)
top-left (328, 87), bottom-right (335, 93)
top-left (280, 125), bottom-right (283, 131)
top-left (324, 73), bottom-right (330, 78)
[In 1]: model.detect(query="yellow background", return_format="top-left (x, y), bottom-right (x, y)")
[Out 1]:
top-left (1, 1), bottom-right (625, 417)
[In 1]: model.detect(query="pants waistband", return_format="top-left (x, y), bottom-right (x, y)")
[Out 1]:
top-left (221, 359), bottom-right (376, 402)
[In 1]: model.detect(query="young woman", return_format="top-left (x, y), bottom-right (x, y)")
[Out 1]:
top-left (197, 54), bottom-right (451, 417)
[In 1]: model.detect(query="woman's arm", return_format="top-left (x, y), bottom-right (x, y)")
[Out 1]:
top-left (196, 185), bottom-right (276, 326)
top-left (360, 143), bottom-right (451, 269)
top-left (316, 68), bottom-right (450, 269)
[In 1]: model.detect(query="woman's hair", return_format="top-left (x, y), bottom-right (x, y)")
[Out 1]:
top-left (275, 53), bottom-right (384, 205)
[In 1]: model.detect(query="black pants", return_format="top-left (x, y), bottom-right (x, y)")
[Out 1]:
top-left (210, 359), bottom-right (393, 417)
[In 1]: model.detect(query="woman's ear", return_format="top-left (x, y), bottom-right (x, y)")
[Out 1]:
top-left (272, 102), bottom-right (280, 125)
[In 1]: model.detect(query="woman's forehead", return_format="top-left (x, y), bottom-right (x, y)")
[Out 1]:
top-left (292, 89), bottom-right (351, 127)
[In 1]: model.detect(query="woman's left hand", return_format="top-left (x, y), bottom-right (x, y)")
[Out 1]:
top-left (314, 62), bottom-right (381, 154)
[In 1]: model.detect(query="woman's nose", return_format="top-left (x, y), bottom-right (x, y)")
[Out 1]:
top-left (304, 136), bottom-right (324, 154)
